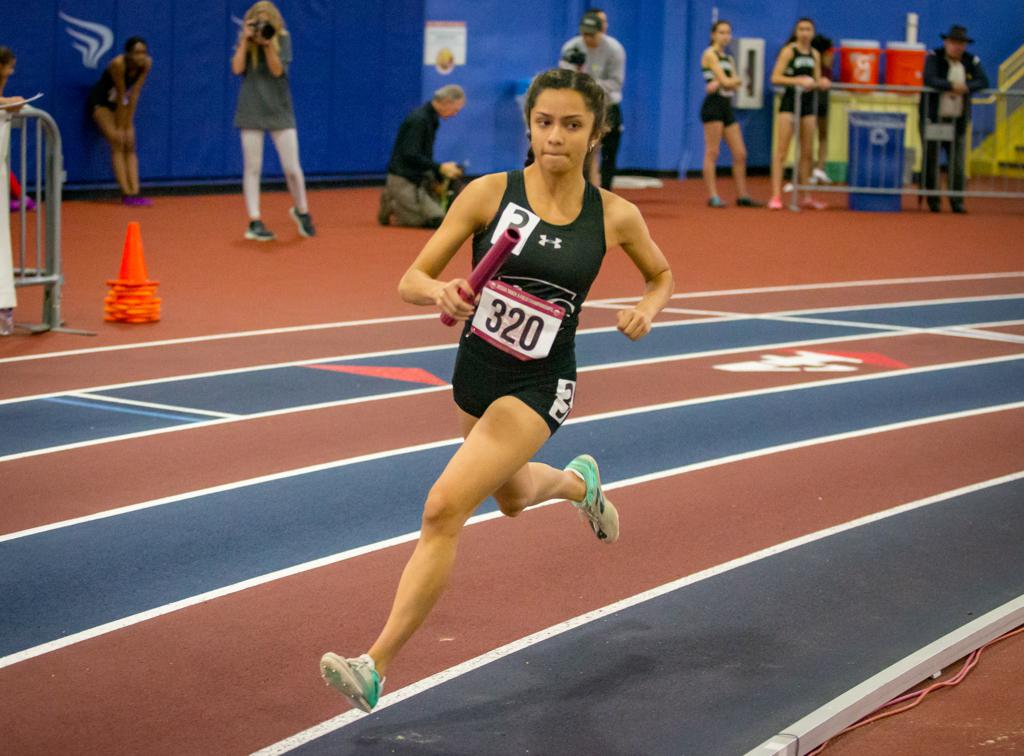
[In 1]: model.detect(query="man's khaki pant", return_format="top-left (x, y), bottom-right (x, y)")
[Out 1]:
top-left (380, 173), bottom-right (444, 227)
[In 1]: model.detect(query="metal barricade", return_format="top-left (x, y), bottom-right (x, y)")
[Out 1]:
top-left (779, 83), bottom-right (1024, 210)
top-left (6, 106), bottom-right (82, 333)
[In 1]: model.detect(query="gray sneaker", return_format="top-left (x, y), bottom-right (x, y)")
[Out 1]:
top-left (564, 454), bottom-right (619, 543)
top-left (320, 652), bottom-right (384, 713)
top-left (0, 308), bottom-right (14, 336)
top-left (290, 207), bottom-right (316, 237)
top-left (245, 219), bottom-right (275, 242)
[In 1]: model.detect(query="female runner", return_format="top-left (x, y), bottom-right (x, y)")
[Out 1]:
top-left (700, 20), bottom-right (760, 208)
top-left (320, 68), bottom-right (674, 712)
top-left (88, 37), bottom-right (152, 206)
top-left (768, 18), bottom-right (828, 210)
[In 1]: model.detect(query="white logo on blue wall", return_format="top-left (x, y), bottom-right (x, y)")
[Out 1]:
top-left (58, 12), bottom-right (113, 69)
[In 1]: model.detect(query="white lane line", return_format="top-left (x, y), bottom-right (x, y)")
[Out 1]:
top-left (6, 273), bottom-right (1021, 365)
top-left (0, 329), bottom-right (981, 464)
top-left (0, 341), bottom-right (459, 407)
top-left (664, 306), bottom-right (923, 335)
top-left (3, 405), bottom-right (1022, 673)
top-left (253, 469), bottom-right (1024, 754)
top-left (769, 292), bottom-right (1024, 317)
top-left (0, 313), bottom-right (439, 365)
top-left (598, 271), bottom-right (1024, 304)
top-left (4, 351), bottom-right (1022, 539)
top-left (0, 385), bottom-right (452, 464)
top-left (0, 317), bottom-right (755, 408)
top-left (937, 327), bottom-right (1024, 344)
top-left (636, 305), bottom-right (1024, 348)
top-left (3, 293), bottom-right (1019, 407)
top-left (68, 393), bottom-right (239, 419)
top-left (958, 318), bottom-right (1024, 329)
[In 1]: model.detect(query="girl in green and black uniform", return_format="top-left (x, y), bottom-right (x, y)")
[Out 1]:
top-left (769, 17), bottom-right (829, 210)
top-left (319, 68), bottom-right (674, 714)
top-left (700, 20), bottom-right (759, 208)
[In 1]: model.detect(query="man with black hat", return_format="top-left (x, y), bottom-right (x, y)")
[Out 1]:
top-left (559, 9), bottom-right (626, 189)
top-left (919, 25), bottom-right (988, 213)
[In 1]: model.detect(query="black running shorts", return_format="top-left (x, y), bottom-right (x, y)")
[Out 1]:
top-left (779, 89), bottom-right (817, 117)
top-left (700, 95), bottom-right (736, 127)
top-left (451, 337), bottom-right (577, 436)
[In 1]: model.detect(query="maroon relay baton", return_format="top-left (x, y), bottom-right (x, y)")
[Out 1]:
top-left (440, 227), bottom-right (521, 326)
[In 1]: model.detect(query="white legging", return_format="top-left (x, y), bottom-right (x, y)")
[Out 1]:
top-left (240, 128), bottom-right (308, 220)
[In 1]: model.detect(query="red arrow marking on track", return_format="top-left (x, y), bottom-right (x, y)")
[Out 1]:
top-left (304, 364), bottom-right (449, 386)
top-left (817, 351), bottom-right (909, 369)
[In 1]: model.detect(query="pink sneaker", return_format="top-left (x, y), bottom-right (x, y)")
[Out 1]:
top-left (767, 196), bottom-right (783, 210)
top-left (800, 197), bottom-right (827, 210)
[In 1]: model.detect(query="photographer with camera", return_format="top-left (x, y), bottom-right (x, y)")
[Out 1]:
top-left (232, 1), bottom-right (314, 241)
top-left (559, 9), bottom-right (625, 189)
top-left (377, 85), bottom-right (465, 228)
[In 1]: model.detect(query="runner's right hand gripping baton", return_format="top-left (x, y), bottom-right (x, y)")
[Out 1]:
top-left (440, 227), bottom-right (521, 326)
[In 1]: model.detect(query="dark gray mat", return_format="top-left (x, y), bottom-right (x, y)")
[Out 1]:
top-left (298, 477), bottom-right (1024, 755)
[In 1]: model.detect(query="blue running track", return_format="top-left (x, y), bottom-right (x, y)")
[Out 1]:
top-left (3, 295), bottom-right (1023, 457)
top-left (1, 357), bottom-right (1021, 658)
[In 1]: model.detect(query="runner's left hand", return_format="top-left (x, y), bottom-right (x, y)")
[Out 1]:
top-left (617, 308), bottom-right (651, 340)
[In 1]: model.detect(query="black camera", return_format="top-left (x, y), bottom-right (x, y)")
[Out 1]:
top-left (248, 20), bottom-right (276, 40)
top-left (562, 47), bottom-right (586, 67)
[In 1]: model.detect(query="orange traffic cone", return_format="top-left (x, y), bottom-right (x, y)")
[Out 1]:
top-left (104, 222), bottom-right (161, 323)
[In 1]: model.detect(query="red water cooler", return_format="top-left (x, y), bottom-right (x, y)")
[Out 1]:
top-left (885, 41), bottom-right (926, 87)
top-left (839, 40), bottom-right (881, 89)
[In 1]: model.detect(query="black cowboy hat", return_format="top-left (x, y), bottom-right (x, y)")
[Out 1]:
top-left (940, 25), bottom-right (973, 44)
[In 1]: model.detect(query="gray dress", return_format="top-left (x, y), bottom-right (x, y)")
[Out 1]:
top-left (233, 33), bottom-right (296, 130)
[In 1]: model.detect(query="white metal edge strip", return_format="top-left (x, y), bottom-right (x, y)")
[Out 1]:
top-left (746, 595), bottom-right (1024, 756)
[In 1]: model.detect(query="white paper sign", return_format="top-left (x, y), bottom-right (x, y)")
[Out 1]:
top-left (735, 38), bottom-right (765, 110)
top-left (424, 21), bottom-right (467, 74)
top-left (0, 93), bottom-right (44, 110)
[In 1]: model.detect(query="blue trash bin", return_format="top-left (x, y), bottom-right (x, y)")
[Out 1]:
top-left (847, 111), bottom-right (906, 212)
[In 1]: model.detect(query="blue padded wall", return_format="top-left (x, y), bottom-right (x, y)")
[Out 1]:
top-left (5, 1), bottom-right (1020, 185)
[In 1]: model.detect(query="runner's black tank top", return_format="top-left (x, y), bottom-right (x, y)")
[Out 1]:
top-left (784, 45), bottom-right (816, 80)
top-left (702, 49), bottom-right (735, 81)
top-left (702, 49), bottom-right (736, 101)
top-left (89, 61), bottom-right (143, 109)
top-left (465, 169), bottom-right (606, 357)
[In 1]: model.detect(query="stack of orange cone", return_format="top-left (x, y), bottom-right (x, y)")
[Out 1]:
top-left (104, 221), bottom-right (161, 323)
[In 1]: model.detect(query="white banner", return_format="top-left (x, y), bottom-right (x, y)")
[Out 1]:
top-left (735, 37), bottom-right (765, 110)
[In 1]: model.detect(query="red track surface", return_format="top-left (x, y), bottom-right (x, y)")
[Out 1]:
top-left (3, 178), bottom-right (1023, 754)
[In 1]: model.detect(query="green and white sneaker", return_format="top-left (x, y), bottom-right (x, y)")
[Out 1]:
top-left (565, 454), bottom-right (619, 543)
top-left (320, 652), bottom-right (383, 713)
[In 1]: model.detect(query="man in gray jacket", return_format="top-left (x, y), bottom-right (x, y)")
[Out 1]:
top-left (560, 9), bottom-right (625, 189)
